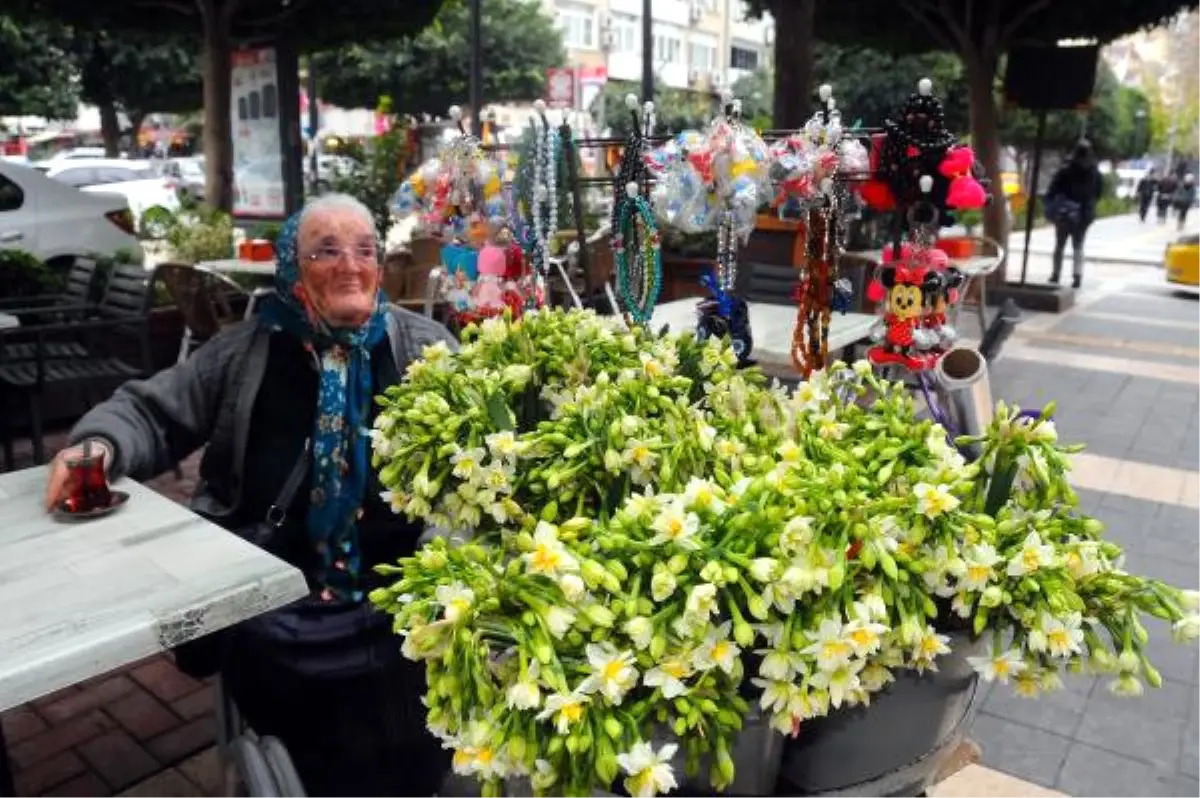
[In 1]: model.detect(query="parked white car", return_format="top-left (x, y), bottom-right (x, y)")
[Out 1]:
top-left (42, 158), bottom-right (181, 237)
top-left (31, 147), bottom-right (110, 169)
top-left (0, 160), bottom-right (144, 267)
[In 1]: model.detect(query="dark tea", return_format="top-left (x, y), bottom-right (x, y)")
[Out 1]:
top-left (64, 442), bottom-right (111, 513)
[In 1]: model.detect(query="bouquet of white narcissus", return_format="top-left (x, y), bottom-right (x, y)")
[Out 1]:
top-left (368, 310), bottom-right (1198, 798)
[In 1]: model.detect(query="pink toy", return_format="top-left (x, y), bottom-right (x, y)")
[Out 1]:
top-left (940, 146), bottom-right (988, 210)
top-left (473, 244), bottom-right (507, 310)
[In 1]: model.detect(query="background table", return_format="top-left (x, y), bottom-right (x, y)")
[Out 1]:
top-left (650, 299), bottom-right (877, 378)
top-left (195, 259), bottom-right (277, 278)
top-left (0, 468), bottom-right (309, 713)
top-left (0, 313), bottom-right (17, 330)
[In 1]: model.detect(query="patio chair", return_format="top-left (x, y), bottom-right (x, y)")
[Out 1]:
top-left (155, 263), bottom-right (249, 363)
top-left (953, 235), bottom-right (1006, 339)
top-left (0, 256), bottom-right (101, 319)
top-left (0, 263), bottom-right (155, 468)
top-left (215, 677), bottom-right (308, 797)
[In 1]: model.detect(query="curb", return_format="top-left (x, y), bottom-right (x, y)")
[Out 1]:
top-left (1011, 248), bottom-right (1160, 267)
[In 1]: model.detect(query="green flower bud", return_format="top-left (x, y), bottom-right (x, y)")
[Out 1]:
top-left (604, 716), bottom-right (623, 740)
top-left (650, 633), bottom-right (667, 660)
top-left (747, 594), bottom-right (771, 621)
top-left (734, 619), bottom-right (755, 648)
top-left (668, 554), bottom-right (690, 574)
top-left (584, 603), bottom-right (615, 627)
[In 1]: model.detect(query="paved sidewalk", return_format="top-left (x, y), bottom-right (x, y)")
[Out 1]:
top-left (967, 256), bottom-right (1200, 796)
top-left (1009, 212), bottom-right (1198, 266)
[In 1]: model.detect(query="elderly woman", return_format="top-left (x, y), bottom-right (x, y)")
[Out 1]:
top-left (44, 194), bottom-right (456, 796)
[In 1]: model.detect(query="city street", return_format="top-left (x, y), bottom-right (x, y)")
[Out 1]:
top-left (962, 241), bottom-right (1199, 796)
top-left (1009, 211), bottom-right (1199, 267)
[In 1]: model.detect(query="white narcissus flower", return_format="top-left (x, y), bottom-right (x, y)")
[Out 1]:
top-left (911, 626), bottom-right (952, 672)
top-left (506, 677), bottom-right (541, 710)
top-left (802, 617), bottom-right (854, 673)
top-left (479, 462), bottom-right (515, 495)
top-left (1032, 419), bottom-right (1058, 442)
top-left (434, 582), bottom-right (475, 622)
top-left (859, 662), bottom-right (895, 692)
top-left (843, 619), bottom-right (888, 657)
top-left (478, 316), bottom-right (508, 343)
top-left (853, 591), bottom-right (889, 623)
top-left (951, 591), bottom-right (974, 618)
top-left (758, 649), bottom-right (805, 681)
top-left (617, 741), bottom-right (679, 798)
top-left (1007, 531), bottom-right (1058, 577)
top-left (558, 573), bottom-right (586, 603)
top-left (960, 543), bottom-right (1002, 591)
top-left (749, 557), bottom-right (780, 583)
top-left (683, 477), bottom-right (728, 515)
top-left (1181, 591), bottom-right (1200, 612)
top-left (579, 643), bottom-right (639, 705)
top-left (780, 516), bottom-right (816, 556)
top-left (776, 440), bottom-right (803, 464)
top-left (450, 446), bottom-right (486, 482)
top-left (814, 407), bottom-right (850, 440)
top-left (537, 691), bottom-right (590, 734)
top-left (809, 658), bottom-right (865, 708)
top-left (623, 438), bottom-right (660, 484)
top-left (685, 582), bottom-right (719, 622)
top-left (1064, 542), bottom-right (1102, 581)
top-left (523, 522), bottom-right (580, 578)
top-left (793, 378), bottom-right (829, 413)
top-left (913, 482), bottom-right (960, 518)
top-left (1040, 613), bottom-right (1084, 658)
top-left (623, 490), bottom-right (661, 520)
top-left (643, 658), bottom-right (692, 698)
top-left (692, 622), bottom-right (741, 674)
top-left (696, 421), bottom-right (717, 451)
top-left (650, 570), bottom-right (678, 602)
top-left (1012, 671), bottom-right (1041, 698)
top-left (649, 501), bottom-right (702, 550)
top-left (531, 759), bottom-right (558, 791)
top-left (623, 616), bottom-right (655, 650)
top-left (1108, 673), bottom-right (1144, 697)
top-left (484, 430), bottom-right (521, 461)
top-left (751, 678), bottom-right (791, 714)
top-left (543, 606), bottom-right (576, 639)
top-left (1172, 616), bottom-right (1200, 643)
top-left (967, 649), bottom-right (1027, 683)
top-left (380, 489), bottom-right (408, 514)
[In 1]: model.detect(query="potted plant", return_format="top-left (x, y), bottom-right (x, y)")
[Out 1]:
top-left (368, 309), bottom-right (1198, 797)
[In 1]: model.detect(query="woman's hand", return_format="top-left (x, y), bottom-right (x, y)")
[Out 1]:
top-left (44, 440), bottom-right (112, 511)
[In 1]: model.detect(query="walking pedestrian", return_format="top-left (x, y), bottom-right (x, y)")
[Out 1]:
top-left (1157, 172), bottom-right (1178, 223)
top-left (1173, 174), bottom-right (1196, 231)
top-left (1136, 168), bottom-right (1158, 222)
top-left (1045, 140), bottom-right (1103, 289)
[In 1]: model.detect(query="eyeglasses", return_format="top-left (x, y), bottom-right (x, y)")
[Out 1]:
top-left (304, 244), bottom-right (378, 265)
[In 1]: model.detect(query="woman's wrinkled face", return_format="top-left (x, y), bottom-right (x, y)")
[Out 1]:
top-left (296, 208), bottom-right (381, 328)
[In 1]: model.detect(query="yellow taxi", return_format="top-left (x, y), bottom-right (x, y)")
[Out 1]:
top-left (1165, 234), bottom-right (1199, 291)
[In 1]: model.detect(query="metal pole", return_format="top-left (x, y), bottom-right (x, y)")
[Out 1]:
top-left (641, 0), bottom-right (654, 103)
top-left (470, 0), bottom-right (483, 137)
top-left (1020, 109), bottom-right (1047, 286)
top-left (306, 60), bottom-right (319, 194)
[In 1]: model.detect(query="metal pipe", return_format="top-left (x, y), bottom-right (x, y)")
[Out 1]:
top-left (933, 346), bottom-right (994, 458)
top-left (469, 0), bottom-right (483, 138)
top-left (641, 0), bottom-right (654, 103)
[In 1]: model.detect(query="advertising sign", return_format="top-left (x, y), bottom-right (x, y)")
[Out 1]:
top-left (546, 67), bottom-right (576, 109)
top-left (231, 47), bottom-right (286, 218)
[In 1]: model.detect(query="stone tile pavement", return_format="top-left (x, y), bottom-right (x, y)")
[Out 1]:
top-left (966, 259), bottom-right (1200, 796)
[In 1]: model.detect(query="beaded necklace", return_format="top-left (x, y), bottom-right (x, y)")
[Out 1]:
top-left (612, 95), bottom-right (662, 326)
top-left (528, 100), bottom-right (558, 276)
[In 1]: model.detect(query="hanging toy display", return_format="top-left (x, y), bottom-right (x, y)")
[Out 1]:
top-left (391, 106), bottom-right (508, 239)
top-left (768, 84), bottom-right (869, 215)
top-left (858, 78), bottom-right (990, 372)
top-left (787, 85), bottom-right (866, 377)
top-left (611, 95), bottom-right (664, 326)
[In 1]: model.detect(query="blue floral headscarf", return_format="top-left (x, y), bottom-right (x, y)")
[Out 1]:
top-left (258, 210), bottom-right (388, 603)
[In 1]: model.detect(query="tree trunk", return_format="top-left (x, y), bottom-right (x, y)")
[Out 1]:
top-left (772, 0), bottom-right (813, 129)
top-left (201, 1), bottom-right (234, 211)
top-left (964, 45), bottom-right (1008, 281)
top-left (99, 101), bottom-right (121, 157)
top-left (129, 112), bottom-right (147, 156)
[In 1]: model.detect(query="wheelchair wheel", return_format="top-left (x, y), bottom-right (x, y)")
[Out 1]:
top-left (231, 736), bottom-right (281, 797)
top-left (261, 736), bottom-right (307, 797)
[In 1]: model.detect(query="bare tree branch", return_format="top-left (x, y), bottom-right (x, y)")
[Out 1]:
top-left (237, 0), bottom-right (315, 30)
top-left (220, 0), bottom-right (246, 26)
top-left (935, 0), bottom-right (970, 47)
top-left (999, 0), bottom-right (1052, 45)
top-left (898, 0), bottom-right (960, 51)
top-left (965, 0), bottom-right (975, 42)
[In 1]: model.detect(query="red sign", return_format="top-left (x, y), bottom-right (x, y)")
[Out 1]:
top-left (579, 65), bottom-right (608, 85)
top-left (546, 68), bottom-right (576, 109)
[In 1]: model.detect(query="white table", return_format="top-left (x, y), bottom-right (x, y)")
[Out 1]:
top-left (0, 313), bottom-right (17, 330)
top-left (650, 299), bottom-right (877, 377)
top-left (196, 259), bottom-right (277, 278)
top-left (0, 468), bottom-right (309, 713)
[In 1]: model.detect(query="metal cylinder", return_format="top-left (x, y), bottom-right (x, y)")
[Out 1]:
top-left (933, 347), bottom-right (994, 454)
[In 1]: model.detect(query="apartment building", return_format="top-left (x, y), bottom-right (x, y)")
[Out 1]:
top-left (543, 0), bottom-right (774, 97)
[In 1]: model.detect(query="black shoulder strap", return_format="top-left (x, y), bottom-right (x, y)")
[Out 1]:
top-left (265, 437), bottom-right (311, 528)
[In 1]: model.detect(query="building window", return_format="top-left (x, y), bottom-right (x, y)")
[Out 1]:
top-left (730, 45), bottom-right (759, 70)
top-left (610, 13), bottom-right (639, 54)
top-left (654, 29), bottom-right (683, 65)
top-left (689, 40), bottom-right (717, 72)
top-left (557, 3), bottom-right (596, 49)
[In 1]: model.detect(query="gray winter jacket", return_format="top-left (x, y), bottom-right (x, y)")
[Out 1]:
top-left (68, 305), bottom-right (457, 522)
